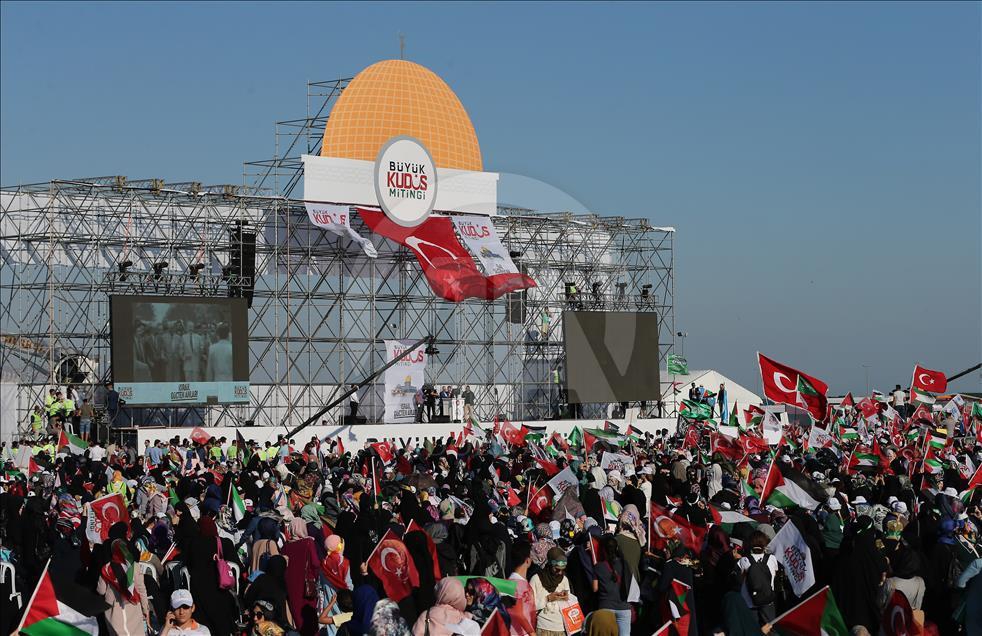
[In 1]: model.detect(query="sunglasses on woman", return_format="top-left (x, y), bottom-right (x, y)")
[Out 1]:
top-left (252, 611), bottom-right (265, 619)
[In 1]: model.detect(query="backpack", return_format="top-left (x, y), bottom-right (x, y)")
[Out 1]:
top-left (746, 554), bottom-right (775, 607)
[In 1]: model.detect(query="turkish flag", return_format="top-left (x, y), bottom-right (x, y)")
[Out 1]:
top-left (500, 421), bottom-right (528, 446)
top-left (912, 364), bottom-right (947, 394)
top-left (528, 484), bottom-right (552, 516)
top-left (682, 426), bottom-right (700, 449)
top-left (504, 485), bottom-right (522, 508)
top-left (190, 427), bottom-right (211, 445)
top-left (711, 432), bottom-right (744, 461)
top-left (85, 493), bottom-right (130, 544)
top-left (371, 441), bottom-right (395, 464)
top-left (368, 531), bottom-right (419, 602)
top-left (881, 590), bottom-right (917, 636)
top-left (649, 501), bottom-right (706, 553)
top-left (358, 208), bottom-right (526, 302)
top-left (534, 458), bottom-right (560, 477)
top-left (856, 397), bottom-right (879, 419)
top-left (758, 353), bottom-right (828, 421)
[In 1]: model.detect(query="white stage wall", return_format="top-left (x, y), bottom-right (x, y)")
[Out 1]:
top-left (135, 417), bottom-right (679, 449)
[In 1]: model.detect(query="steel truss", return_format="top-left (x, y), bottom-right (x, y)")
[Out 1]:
top-left (1, 78), bottom-right (675, 437)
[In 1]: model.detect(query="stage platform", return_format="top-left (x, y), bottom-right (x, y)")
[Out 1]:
top-left (133, 417), bottom-right (679, 448)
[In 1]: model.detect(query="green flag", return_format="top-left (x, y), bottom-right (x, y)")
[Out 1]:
top-left (680, 399), bottom-right (712, 421)
top-left (667, 354), bottom-right (688, 375)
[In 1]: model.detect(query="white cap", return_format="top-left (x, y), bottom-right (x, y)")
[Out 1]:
top-left (891, 501), bottom-right (908, 514)
top-left (943, 487), bottom-right (958, 497)
top-left (827, 498), bottom-right (842, 511)
top-left (851, 496), bottom-right (867, 505)
top-left (170, 589), bottom-right (193, 609)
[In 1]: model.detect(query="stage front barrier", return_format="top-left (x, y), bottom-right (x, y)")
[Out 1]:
top-left (135, 418), bottom-right (679, 448)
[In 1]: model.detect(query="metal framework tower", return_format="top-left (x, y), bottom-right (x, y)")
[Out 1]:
top-left (1, 78), bottom-right (675, 437)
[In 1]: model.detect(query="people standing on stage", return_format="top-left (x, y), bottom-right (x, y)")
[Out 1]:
top-left (439, 386), bottom-right (450, 418)
top-left (349, 384), bottom-right (360, 421)
top-left (462, 385), bottom-right (475, 421)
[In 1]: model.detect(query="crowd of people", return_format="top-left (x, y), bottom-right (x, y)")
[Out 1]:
top-left (2, 387), bottom-right (982, 636)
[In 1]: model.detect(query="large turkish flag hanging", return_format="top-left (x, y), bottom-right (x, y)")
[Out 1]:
top-left (357, 208), bottom-right (534, 302)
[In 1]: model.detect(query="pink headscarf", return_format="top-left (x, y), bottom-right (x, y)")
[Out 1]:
top-left (288, 517), bottom-right (308, 540)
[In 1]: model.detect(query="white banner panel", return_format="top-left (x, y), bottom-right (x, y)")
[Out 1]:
top-left (450, 215), bottom-right (520, 275)
top-left (304, 202), bottom-right (377, 257)
top-left (383, 339), bottom-right (427, 424)
top-left (303, 155), bottom-right (500, 216)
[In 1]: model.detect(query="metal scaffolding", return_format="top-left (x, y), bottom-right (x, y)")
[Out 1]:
top-left (1, 78), bottom-right (675, 437)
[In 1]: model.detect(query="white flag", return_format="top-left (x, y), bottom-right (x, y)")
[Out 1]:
top-left (305, 202), bottom-right (378, 258)
top-left (806, 425), bottom-right (838, 451)
top-left (546, 466), bottom-right (579, 500)
top-left (767, 520), bottom-right (815, 597)
top-left (600, 451), bottom-right (636, 476)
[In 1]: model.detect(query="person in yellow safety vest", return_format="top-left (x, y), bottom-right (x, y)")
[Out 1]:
top-left (108, 470), bottom-right (130, 503)
top-left (61, 396), bottom-right (76, 425)
top-left (47, 391), bottom-right (62, 419)
top-left (208, 442), bottom-right (223, 462)
top-left (30, 406), bottom-right (44, 439)
top-left (227, 439), bottom-right (239, 461)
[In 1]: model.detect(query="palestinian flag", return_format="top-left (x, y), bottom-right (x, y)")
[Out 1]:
top-left (625, 425), bottom-right (642, 442)
top-left (744, 405), bottom-right (765, 427)
top-left (168, 486), bottom-right (180, 506)
top-left (680, 399), bottom-right (712, 421)
top-left (57, 431), bottom-right (86, 456)
top-left (453, 576), bottom-right (518, 597)
top-left (910, 387), bottom-right (936, 405)
top-left (841, 393), bottom-right (854, 409)
top-left (761, 453), bottom-right (821, 510)
top-left (837, 425), bottom-right (858, 442)
top-left (669, 578), bottom-right (691, 618)
top-left (230, 482), bottom-right (247, 522)
top-left (17, 562), bottom-right (108, 636)
top-left (926, 428), bottom-right (947, 449)
top-left (603, 499), bottom-right (621, 520)
top-left (583, 427), bottom-right (625, 448)
top-left (718, 510), bottom-right (758, 534)
top-left (923, 450), bottom-right (944, 475)
top-left (524, 425), bottom-right (547, 443)
top-left (848, 450), bottom-right (878, 472)
top-left (772, 585), bottom-right (848, 636)
top-left (727, 401), bottom-right (741, 429)
top-left (972, 402), bottom-right (982, 419)
top-left (968, 465), bottom-right (982, 491)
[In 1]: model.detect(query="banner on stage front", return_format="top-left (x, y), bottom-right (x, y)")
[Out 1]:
top-left (384, 340), bottom-right (427, 424)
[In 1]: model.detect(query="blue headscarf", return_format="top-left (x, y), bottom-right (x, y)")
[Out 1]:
top-left (348, 584), bottom-right (380, 636)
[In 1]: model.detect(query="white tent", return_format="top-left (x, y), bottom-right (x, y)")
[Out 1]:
top-left (661, 369), bottom-right (762, 416)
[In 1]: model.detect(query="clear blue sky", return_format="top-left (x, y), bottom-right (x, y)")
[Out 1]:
top-left (2, 1), bottom-right (979, 394)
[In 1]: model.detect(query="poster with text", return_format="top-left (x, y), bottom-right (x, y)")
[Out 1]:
top-left (384, 339), bottom-right (427, 424)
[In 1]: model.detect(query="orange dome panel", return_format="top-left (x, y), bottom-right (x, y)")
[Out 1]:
top-left (321, 59), bottom-right (482, 172)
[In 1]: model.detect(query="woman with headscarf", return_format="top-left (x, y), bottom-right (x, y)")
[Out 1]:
top-left (593, 535), bottom-right (632, 636)
top-left (369, 599), bottom-right (412, 636)
top-left (412, 577), bottom-right (481, 636)
top-left (614, 504), bottom-right (645, 584)
top-left (250, 516), bottom-right (281, 574)
top-left (530, 548), bottom-right (574, 636)
top-left (582, 610), bottom-right (618, 636)
top-left (425, 522), bottom-right (458, 578)
top-left (301, 503), bottom-right (328, 560)
top-left (97, 539), bottom-right (150, 636)
top-left (403, 529), bottom-right (437, 621)
top-left (829, 516), bottom-right (888, 634)
top-left (530, 523), bottom-right (557, 569)
top-left (341, 585), bottom-right (380, 636)
top-left (464, 578), bottom-right (511, 632)
top-left (319, 534), bottom-right (353, 635)
top-left (188, 513), bottom-right (238, 636)
top-left (282, 516), bottom-right (322, 636)
top-left (463, 497), bottom-right (509, 578)
top-left (699, 526), bottom-right (736, 634)
top-left (246, 555), bottom-right (291, 628)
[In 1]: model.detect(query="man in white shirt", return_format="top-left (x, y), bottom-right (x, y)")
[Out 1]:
top-left (349, 384), bottom-right (360, 420)
top-left (892, 384), bottom-right (907, 418)
top-left (206, 324), bottom-right (233, 381)
top-left (87, 441), bottom-right (106, 462)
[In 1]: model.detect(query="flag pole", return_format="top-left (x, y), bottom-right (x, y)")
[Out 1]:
top-left (372, 458), bottom-right (379, 504)
top-left (15, 558), bottom-right (51, 633)
top-left (769, 584), bottom-right (830, 625)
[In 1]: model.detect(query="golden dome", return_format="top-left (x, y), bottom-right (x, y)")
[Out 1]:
top-left (320, 59), bottom-right (482, 171)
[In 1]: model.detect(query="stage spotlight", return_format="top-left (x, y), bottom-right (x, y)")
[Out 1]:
top-left (189, 263), bottom-right (205, 279)
top-left (117, 260), bottom-right (133, 282)
top-left (152, 261), bottom-right (169, 281)
top-left (639, 283), bottom-right (652, 307)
